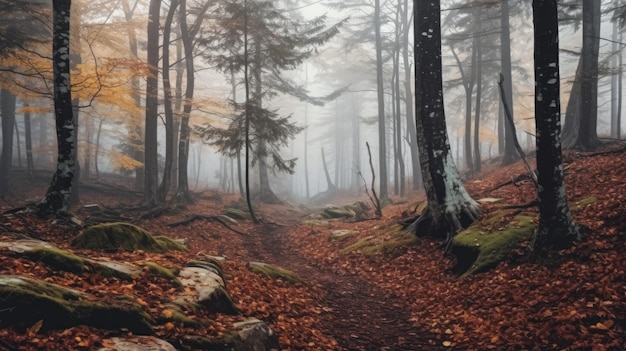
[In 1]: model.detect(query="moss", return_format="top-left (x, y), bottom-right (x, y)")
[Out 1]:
top-left (572, 196), bottom-right (598, 211)
top-left (144, 262), bottom-right (181, 287)
top-left (180, 333), bottom-right (240, 351)
top-left (0, 276), bottom-right (152, 334)
top-left (25, 246), bottom-right (85, 274)
top-left (89, 260), bottom-right (140, 281)
top-left (71, 222), bottom-right (185, 253)
top-left (339, 229), bottom-right (417, 256)
top-left (247, 262), bottom-right (301, 284)
top-left (159, 303), bottom-right (210, 328)
top-left (340, 236), bottom-right (375, 254)
top-left (302, 219), bottom-right (331, 227)
top-left (451, 212), bottom-right (536, 276)
top-left (221, 207), bottom-right (248, 220)
top-left (329, 230), bottom-right (358, 240)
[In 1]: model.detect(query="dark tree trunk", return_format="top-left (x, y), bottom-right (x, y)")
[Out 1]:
top-left (411, 0), bottom-right (479, 242)
top-left (531, 0), bottom-right (580, 255)
top-left (174, 0), bottom-right (194, 204)
top-left (0, 89), bottom-right (16, 195)
top-left (24, 102), bottom-right (35, 182)
top-left (36, 0), bottom-right (77, 217)
top-left (574, 0), bottom-right (601, 150)
top-left (375, 0), bottom-right (388, 202)
top-left (562, 55), bottom-right (582, 147)
top-left (158, 0), bottom-right (179, 202)
top-left (243, 0), bottom-right (259, 223)
top-left (403, 0), bottom-right (420, 191)
top-left (143, 0), bottom-right (161, 205)
top-left (321, 147), bottom-right (337, 191)
top-left (393, 2), bottom-right (405, 196)
top-left (473, 34), bottom-right (483, 173)
top-left (501, 0), bottom-right (518, 166)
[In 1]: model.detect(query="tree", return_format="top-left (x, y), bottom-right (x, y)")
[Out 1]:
top-left (409, 0), bottom-right (479, 244)
top-left (561, 0), bottom-right (601, 150)
top-left (0, 89), bottom-right (16, 196)
top-left (196, 0), bottom-right (341, 203)
top-left (531, 0), bottom-right (580, 255)
top-left (143, 0), bottom-right (161, 206)
top-left (374, 0), bottom-right (388, 202)
top-left (35, 0), bottom-right (77, 217)
top-left (500, 0), bottom-right (519, 165)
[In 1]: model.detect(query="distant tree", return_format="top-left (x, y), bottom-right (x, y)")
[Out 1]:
top-left (0, 89), bottom-right (16, 196)
top-left (561, 0), bottom-right (601, 150)
top-left (196, 0), bottom-right (342, 203)
top-left (500, 0), bottom-right (519, 166)
top-left (35, 0), bottom-right (77, 217)
top-left (408, 0), bottom-right (479, 245)
top-left (531, 0), bottom-right (580, 255)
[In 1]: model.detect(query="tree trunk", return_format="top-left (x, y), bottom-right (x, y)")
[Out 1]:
top-left (501, 0), bottom-right (518, 166)
top-left (403, 0), bottom-right (420, 191)
top-left (174, 0), bottom-right (193, 204)
top-left (393, 2), bottom-right (405, 196)
top-left (95, 118), bottom-right (103, 180)
top-left (574, 0), bottom-right (601, 150)
top-left (36, 0), bottom-right (77, 217)
top-left (473, 29), bottom-right (483, 173)
top-left (611, 14), bottom-right (619, 139)
top-left (158, 0), bottom-right (179, 202)
top-left (321, 147), bottom-right (337, 191)
top-left (375, 0), bottom-right (388, 202)
top-left (143, 0), bottom-right (161, 205)
top-left (0, 89), bottom-right (16, 195)
top-left (24, 102), bottom-right (34, 182)
top-left (411, 0), bottom-right (479, 243)
top-left (562, 54), bottom-right (582, 147)
top-left (531, 0), bottom-right (580, 255)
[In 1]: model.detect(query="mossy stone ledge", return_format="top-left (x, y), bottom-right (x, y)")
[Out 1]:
top-left (71, 222), bottom-right (186, 253)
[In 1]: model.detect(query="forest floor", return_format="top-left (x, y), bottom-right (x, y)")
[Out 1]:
top-left (1, 142), bottom-right (626, 350)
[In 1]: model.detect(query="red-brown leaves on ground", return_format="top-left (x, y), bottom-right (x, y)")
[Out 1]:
top-left (1, 144), bottom-right (626, 350)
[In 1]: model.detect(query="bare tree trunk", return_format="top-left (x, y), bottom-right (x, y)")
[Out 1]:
top-left (375, 0), bottom-right (388, 202)
top-left (473, 27), bottom-right (483, 173)
top-left (501, 0), bottom-right (518, 166)
top-left (24, 102), bottom-right (34, 182)
top-left (0, 89), bottom-right (16, 195)
top-left (95, 118), bottom-right (103, 180)
top-left (243, 0), bottom-right (259, 223)
top-left (403, 0), bottom-right (420, 191)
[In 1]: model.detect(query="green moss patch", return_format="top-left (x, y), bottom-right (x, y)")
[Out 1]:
top-left (71, 222), bottom-right (186, 253)
top-left (246, 262), bottom-right (301, 284)
top-left (0, 275), bottom-right (153, 334)
top-left (572, 196), bottom-right (598, 211)
top-left (451, 212), bottom-right (536, 276)
top-left (340, 228), bottom-right (417, 256)
top-left (25, 246), bottom-right (85, 274)
top-left (144, 262), bottom-right (181, 287)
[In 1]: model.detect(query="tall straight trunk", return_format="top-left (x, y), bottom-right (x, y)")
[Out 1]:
top-left (175, 0), bottom-right (193, 204)
top-left (143, 0), bottom-right (161, 205)
top-left (172, 25), bottom-right (183, 188)
top-left (375, 0), bottom-right (388, 202)
top-left (14, 119), bottom-right (21, 168)
top-left (24, 102), bottom-right (34, 182)
top-left (121, 0), bottom-right (145, 190)
top-left (531, 0), bottom-right (580, 255)
top-left (158, 0), bottom-right (179, 202)
top-left (351, 96), bottom-right (361, 189)
top-left (473, 28), bottom-right (483, 173)
top-left (611, 15), bottom-right (619, 139)
top-left (403, 0), bottom-right (420, 190)
top-left (36, 0), bottom-right (77, 217)
top-left (562, 55), bottom-right (582, 147)
top-left (393, 17), bottom-right (405, 196)
top-left (501, 0), bottom-right (518, 165)
top-left (243, 0), bottom-right (258, 223)
top-left (450, 45), bottom-right (474, 171)
top-left (574, 0), bottom-right (601, 150)
top-left (304, 66), bottom-right (310, 199)
top-left (0, 89), bottom-right (16, 195)
top-left (619, 27), bottom-right (623, 140)
top-left (95, 118), bottom-right (103, 180)
top-left (411, 0), bottom-right (479, 242)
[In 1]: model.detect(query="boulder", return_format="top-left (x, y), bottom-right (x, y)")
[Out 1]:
top-left (180, 318), bottom-right (279, 351)
top-left (99, 336), bottom-right (177, 351)
top-left (72, 222), bottom-right (186, 253)
top-left (0, 240), bottom-right (85, 273)
top-left (175, 260), bottom-right (238, 315)
top-left (247, 262), bottom-right (301, 284)
top-left (0, 275), bottom-right (153, 333)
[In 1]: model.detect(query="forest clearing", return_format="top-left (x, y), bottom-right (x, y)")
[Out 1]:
top-left (0, 143), bottom-right (625, 351)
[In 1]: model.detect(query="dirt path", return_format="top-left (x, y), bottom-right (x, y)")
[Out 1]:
top-left (244, 215), bottom-right (442, 351)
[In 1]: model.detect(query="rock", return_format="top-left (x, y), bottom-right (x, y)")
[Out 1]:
top-left (0, 275), bottom-right (153, 333)
top-left (320, 205), bottom-right (354, 219)
top-left (0, 240), bottom-right (85, 273)
top-left (221, 207), bottom-right (248, 220)
top-left (176, 261), bottom-right (238, 315)
top-left (72, 222), bottom-right (186, 253)
top-left (143, 262), bottom-right (181, 287)
top-left (247, 262), bottom-right (301, 284)
top-left (302, 219), bottom-right (331, 227)
top-left (451, 212), bottom-right (536, 276)
top-left (88, 259), bottom-right (142, 280)
top-left (99, 336), bottom-right (176, 351)
top-left (330, 230), bottom-right (358, 239)
top-left (180, 318), bottom-right (279, 351)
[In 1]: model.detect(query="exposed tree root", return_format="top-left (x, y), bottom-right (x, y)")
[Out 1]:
top-left (167, 213), bottom-right (247, 236)
top-left (408, 203), bottom-right (480, 252)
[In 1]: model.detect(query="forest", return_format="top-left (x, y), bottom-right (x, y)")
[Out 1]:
top-left (0, 0), bottom-right (625, 350)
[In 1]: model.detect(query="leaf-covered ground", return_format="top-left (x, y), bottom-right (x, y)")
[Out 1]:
top-left (1, 143), bottom-right (626, 350)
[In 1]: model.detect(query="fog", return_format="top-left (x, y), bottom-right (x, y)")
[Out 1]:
top-left (0, 0), bottom-right (624, 203)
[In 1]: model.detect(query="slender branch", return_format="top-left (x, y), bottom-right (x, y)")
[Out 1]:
top-left (365, 142), bottom-right (382, 218)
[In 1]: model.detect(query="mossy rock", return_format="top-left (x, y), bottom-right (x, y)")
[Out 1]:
top-left (72, 222), bottom-right (186, 253)
top-left (0, 275), bottom-right (153, 334)
top-left (246, 262), bottom-right (301, 284)
top-left (302, 219), bottom-right (331, 227)
top-left (320, 206), bottom-right (354, 219)
top-left (180, 318), bottom-right (278, 351)
top-left (158, 302), bottom-right (210, 328)
top-left (451, 212), bottom-right (536, 276)
top-left (22, 246), bottom-right (85, 274)
top-left (330, 230), bottom-right (358, 240)
top-left (144, 262), bottom-right (181, 287)
top-left (572, 196), bottom-right (598, 211)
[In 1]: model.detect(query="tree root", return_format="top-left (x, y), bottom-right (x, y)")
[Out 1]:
top-left (407, 203), bottom-right (480, 252)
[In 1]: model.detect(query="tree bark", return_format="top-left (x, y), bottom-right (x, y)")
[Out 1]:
top-left (403, 0), bottom-right (420, 190)
top-left (473, 33), bottom-right (483, 173)
top-left (143, 0), bottom-right (161, 205)
top-left (411, 0), bottom-right (479, 243)
top-left (36, 0), bottom-right (77, 217)
top-left (24, 102), bottom-right (34, 182)
top-left (501, 0), bottom-right (518, 165)
top-left (0, 89), bottom-right (16, 195)
top-left (531, 0), bottom-right (580, 255)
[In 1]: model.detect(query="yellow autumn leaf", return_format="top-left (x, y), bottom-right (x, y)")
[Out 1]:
top-left (162, 309), bottom-right (173, 319)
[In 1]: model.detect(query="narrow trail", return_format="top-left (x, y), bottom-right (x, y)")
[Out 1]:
top-left (244, 213), bottom-right (442, 351)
